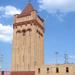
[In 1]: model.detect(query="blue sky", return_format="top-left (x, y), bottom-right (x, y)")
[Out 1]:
top-left (0, 0), bottom-right (75, 71)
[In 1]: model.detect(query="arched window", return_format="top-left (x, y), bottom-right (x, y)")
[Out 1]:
top-left (66, 67), bottom-right (69, 73)
top-left (22, 29), bottom-right (26, 36)
top-left (56, 67), bottom-right (59, 73)
top-left (38, 68), bottom-right (40, 73)
top-left (47, 67), bottom-right (49, 73)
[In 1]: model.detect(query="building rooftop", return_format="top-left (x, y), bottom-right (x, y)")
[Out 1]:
top-left (18, 3), bottom-right (34, 18)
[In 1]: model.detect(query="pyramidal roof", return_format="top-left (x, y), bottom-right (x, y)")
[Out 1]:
top-left (18, 3), bottom-right (34, 18)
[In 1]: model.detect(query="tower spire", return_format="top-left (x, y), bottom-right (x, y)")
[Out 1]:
top-left (17, 2), bottom-right (34, 18)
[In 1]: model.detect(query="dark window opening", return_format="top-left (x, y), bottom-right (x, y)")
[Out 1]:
top-left (16, 30), bottom-right (21, 33)
top-left (56, 67), bottom-right (59, 73)
top-left (23, 33), bottom-right (25, 36)
top-left (66, 67), bottom-right (69, 73)
top-left (22, 29), bottom-right (26, 33)
top-left (31, 24), bottom-right (32, 26)
top-left (37, 30), bottom-right (38, 33)
top-left (2, 71), bottom-right (4, 75)
top-left (47, 67), bottom-right (49, 73)
top-left (38, 68), bottom-right (40, 73)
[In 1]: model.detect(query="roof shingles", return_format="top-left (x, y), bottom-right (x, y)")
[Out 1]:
top-left (18, 3), bottom-right (34, 18)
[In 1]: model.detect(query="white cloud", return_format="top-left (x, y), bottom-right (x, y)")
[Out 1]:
top-left (0, 23), bottom-right (13, 42)
top-left (0, 5), bottom-right (21, 18)
top-left (38, 0), bottom-right (75, 13)
top-left (69, 55), bottom-right (75, 59)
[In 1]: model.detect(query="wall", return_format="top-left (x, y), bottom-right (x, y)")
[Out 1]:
top-left (35, 64), bottom-right (75, 75)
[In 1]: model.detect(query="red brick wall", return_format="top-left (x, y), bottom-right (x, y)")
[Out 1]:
top-left (0, 71), bottom-right (35, 75)
top-left (11, 71), bottom-right (35, 75)
top-left (4, 71), bottom-right (11, 75)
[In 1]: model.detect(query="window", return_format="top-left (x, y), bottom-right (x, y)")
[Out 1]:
top-left (22, 29), bottom-right (26, 36)
top-left (16, 30), bottom-right (21, 33)
top-left (31, 24), bottom-right (32, 26)
top-left (2, 71), bottom-right (4, 75)
top-left (38, 68), bottom-right (40, 73)
top-left (56, 67), bottom-right (59, 73)
top-left (66, 67), bottom-right (69, 73)
top-left (47, 67), bottom-right (49, 73)
top-left (23, 33), bottom-right (25, 36)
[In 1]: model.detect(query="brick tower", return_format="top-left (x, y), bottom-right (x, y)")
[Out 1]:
top-left (12, 3), bottom-right (44, 71)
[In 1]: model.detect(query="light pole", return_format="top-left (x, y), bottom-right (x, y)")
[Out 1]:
top-left (55, 52), bottom-right (59, 64)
